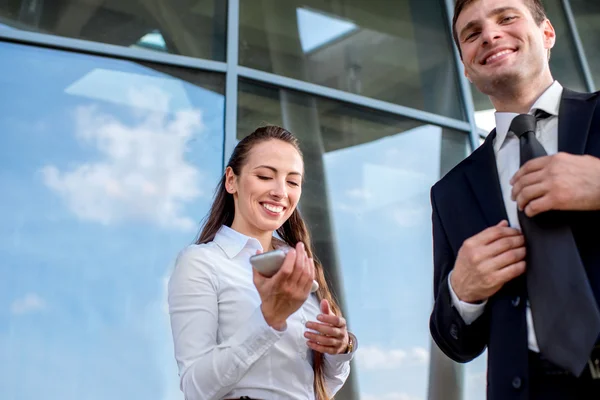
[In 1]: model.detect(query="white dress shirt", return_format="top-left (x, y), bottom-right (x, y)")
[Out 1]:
top-left (448, 81), bottom-right (564, 353)
top-left (168, 225), bottom-right (354, 400)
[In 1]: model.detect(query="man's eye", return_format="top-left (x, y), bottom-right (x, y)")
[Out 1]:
top-left (466, 32), bottom-right (479, 41)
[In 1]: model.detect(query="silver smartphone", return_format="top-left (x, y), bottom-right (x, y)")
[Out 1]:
top-left (249, 249), bottom-right (319, 292)
top-left (249, 249), bottom-right (287, 277)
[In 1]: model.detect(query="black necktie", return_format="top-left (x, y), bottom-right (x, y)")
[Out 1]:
top-left (509, 112), bottom-right (600, 376)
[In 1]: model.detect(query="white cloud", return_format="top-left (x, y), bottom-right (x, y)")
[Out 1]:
top-left (11, 293), bottom-right (47, 315)
top-left (346, 187), bottom-right (373, 200)
top-left (391, 205), bottom-right (429, 228)
top-left (362, 392), bottom-right (423, 400)
top-left (41, 87), bottom-right (205, 231)
top-left (356, 345), bottom-right (429, 370)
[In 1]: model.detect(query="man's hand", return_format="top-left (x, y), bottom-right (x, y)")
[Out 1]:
top-left (451, 220), bottom-right (526, 304)
top-left (510, 153), bottom-right (600, 217)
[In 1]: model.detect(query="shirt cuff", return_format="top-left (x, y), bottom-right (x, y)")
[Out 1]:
top-left (225, 306), bottom-right (285, 366)
top-left (447, 272), bottom-right (486, 325)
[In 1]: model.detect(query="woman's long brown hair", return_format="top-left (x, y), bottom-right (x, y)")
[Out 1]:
top-left (196, 125), bottom-right (342, 400)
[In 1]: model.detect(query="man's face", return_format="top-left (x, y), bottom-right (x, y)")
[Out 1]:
top-left (455, 0), bottom-right (555, 95)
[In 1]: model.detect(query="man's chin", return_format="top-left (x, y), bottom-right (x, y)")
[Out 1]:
top-left (474, 70), bottom-right (521, 96)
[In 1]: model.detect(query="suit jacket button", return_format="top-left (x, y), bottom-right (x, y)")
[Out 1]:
top-left (512, 296), bottom-right (521, 307)
top-left (450, 324), bottom-right (459, 340)
top-left (512, 377), bottom-right (522, 389)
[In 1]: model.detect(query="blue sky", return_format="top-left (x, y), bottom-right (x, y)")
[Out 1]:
top-left (0, 11), bottom-right (487, 400)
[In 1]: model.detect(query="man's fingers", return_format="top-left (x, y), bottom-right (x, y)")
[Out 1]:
top-left (484, 234), bottom-right (525, 260)
top-left (511, 169), bottom-right (545, 201)
top-left (524, 195), bottom-right (553, 217)
top-left (510, 156), bottom-right (549, 185)
top-left (515, 183), bottom-right (546, 211)
top-left (471, 223), bottom-right (521, 246)
top-left (493, 261), bottom-right (527, 285)
top-left (482, 246), bottom-right (526, 273)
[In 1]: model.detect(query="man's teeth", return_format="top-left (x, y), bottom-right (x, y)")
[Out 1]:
top-left (486, 49), bottom-right (513, 64)
top-left (263, 203), bottom-right (283, 213)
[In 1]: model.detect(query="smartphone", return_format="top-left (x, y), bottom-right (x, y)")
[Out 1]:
top-left (250, 249), bottom-right (319, 292)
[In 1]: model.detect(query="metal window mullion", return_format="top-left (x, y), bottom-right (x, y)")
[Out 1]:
top-left (561, 0), bottom-right (596, 92)
top-left (223, 0), bottom-right (240, 171)
top-left (443, 0), bottom-right (479, 152)
top-left (0, 28), bottom-right (227, 72)
top-left (237, 66), bottom-right (471, 132)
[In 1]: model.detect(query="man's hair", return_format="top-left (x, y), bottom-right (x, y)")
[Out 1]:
top-left (452, 0), bottom-right (548, 58)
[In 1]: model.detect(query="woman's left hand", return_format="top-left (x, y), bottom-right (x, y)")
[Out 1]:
top-left (304, 299), bottom-right (349, 355)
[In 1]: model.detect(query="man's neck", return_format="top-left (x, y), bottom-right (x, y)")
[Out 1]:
top-left (489, 77), bottom-right (554, 114)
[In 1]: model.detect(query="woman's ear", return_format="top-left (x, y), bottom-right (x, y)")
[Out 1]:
top-left (225, 166), bottom-right (237, 194)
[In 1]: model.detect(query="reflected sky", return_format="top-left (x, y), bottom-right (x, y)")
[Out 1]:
top-left (0, 39), bottom-right (488, 400)
top-left (0, 41), bottom-right (224, 400)
top-left (325, 126), bottom-right (462, 400)
top-left (296, 8), bottom-right (358, 53)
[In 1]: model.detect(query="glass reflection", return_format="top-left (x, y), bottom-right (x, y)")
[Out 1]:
top-left (239, 0), bottom-right (465, 119)
top-left (0, 0), bottom-right (227, 61)
top-left (238, 79), bottom-right (470, 399)
top-left (571, 0), bottom-right (600, 89)
top-left (0, 41), bottom-right (224, 400)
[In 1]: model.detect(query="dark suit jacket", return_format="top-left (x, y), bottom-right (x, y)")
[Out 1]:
top-left (429, 88), bottom-right (600, 400)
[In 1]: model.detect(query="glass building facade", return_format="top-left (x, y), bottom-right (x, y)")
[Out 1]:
top-left (0, 1), bottom-right (598, 399)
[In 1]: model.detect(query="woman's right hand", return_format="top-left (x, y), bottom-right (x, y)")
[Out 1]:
top-left (253, 242), bottom-right (315, 331)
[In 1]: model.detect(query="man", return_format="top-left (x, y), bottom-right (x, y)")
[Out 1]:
top-left (429, 0), bottom-right (600, 399)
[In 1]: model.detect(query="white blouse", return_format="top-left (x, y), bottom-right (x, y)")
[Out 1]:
top-left (167, 225), bottom-right (354, 400)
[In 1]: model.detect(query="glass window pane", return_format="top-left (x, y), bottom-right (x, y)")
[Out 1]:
top-left (238, 79), bottom-right (470, 399)
top-left (239, 0), bottom-right (465, 120)
top-left (0, 41), bottom-right (224, 399)
top-left (571, 0), bottom-right (600, 89)
top-left (0, 0), bottom-right (227, 61)
top-left (470, 0), bottom-right (588, 132)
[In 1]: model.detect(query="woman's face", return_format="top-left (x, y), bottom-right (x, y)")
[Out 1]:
top-left (226, 139), bottom-right (303, 237)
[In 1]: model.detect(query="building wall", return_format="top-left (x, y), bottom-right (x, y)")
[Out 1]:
top-left (0, 1), bottom-right (598, 399)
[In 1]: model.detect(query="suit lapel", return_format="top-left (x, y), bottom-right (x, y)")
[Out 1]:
top-left (558, 88), bottom-right (596, 154)
top-left (464, 131), bottom-right (509, 226)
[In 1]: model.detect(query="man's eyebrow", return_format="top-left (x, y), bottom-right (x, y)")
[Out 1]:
top-left (459, 7), bottom-right (521, 40)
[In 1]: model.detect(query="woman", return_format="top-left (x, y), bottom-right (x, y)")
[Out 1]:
top-left (168, 125), bottom-right (357, 400)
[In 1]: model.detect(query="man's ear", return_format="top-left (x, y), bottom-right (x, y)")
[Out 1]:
top-left (224, 166), bottom-right (237, 194)
top-left (464, 67), bottom-right (472, 83)
top-left (542, 19), bottom-right (556, 53)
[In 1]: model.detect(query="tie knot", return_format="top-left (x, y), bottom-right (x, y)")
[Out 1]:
top-left (509, 113), bottom-right (537, 139)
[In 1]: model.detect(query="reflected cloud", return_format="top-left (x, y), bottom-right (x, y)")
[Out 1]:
top-left (391, 205), bottom-right (430, 228)
top-left (41, 87), bottom-right (205, 231)
top-left (356, 345), bottom-right (429, 370)
top-left (11, 293), bottom-right (47, 315)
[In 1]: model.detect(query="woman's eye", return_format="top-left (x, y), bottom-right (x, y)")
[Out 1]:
top-left (257, 176), bottom-right (271, 180)
top-left (288, 181), bottom-right (300, 187)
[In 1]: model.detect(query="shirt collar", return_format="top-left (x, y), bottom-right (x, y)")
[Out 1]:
top-left (213, 225), bottom-right (264, 259)
top-left (493, 80), bottom-right (563, 154)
